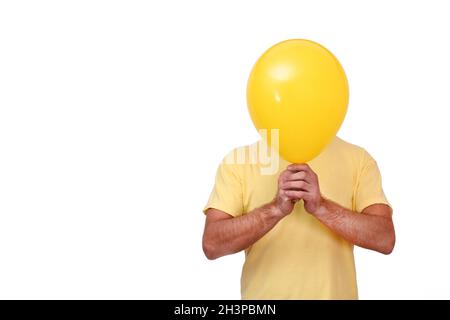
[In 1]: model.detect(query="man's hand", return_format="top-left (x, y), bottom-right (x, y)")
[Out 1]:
top-left (278, 163), bottom-right (395, 254)
top-left (278, 163), bottom-right (323, 215)
top-left (202, 164), bottom-right (318, 260)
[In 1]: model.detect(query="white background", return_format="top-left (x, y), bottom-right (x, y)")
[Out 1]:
top-left (1, 1), bottom-right (449, 299)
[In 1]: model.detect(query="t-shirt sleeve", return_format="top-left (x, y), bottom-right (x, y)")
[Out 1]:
top-left (203, 159), bottom-right (244, 217)
top-left (354, 150), bottom-right (391, 213)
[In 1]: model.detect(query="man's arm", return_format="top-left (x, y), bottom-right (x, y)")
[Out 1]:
top-left (203, 204), bottom-right (282, 260)
top-left (314, 200), bottom-right (394, 254)
top-left (284, 164), bottom-right (395, 254)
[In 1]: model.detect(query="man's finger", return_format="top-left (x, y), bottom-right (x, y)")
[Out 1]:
top-left (287, 164), bottom-right (319, 184)
top-left (284, 190), bottom-right (307, 200)
top-left (278, 169), bottom-right (294, 183)
top-left (287, 163), bottom-right (311, 172)
top-left (285, 170), bottom-right (307, 181)
top-left (281, 180), bottom-right (312, 191)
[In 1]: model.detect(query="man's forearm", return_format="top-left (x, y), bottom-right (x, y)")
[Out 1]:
top-left (314, 198), bottom-right (395, 254)
top-left (203, 201), bottom-right (284, 260)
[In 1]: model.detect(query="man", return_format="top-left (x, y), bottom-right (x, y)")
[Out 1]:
top-left (202, 137), bottom-right (395, 299)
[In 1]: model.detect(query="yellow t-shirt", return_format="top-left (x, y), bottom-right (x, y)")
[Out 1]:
top-left (203, 137), bottom-right (390, 299)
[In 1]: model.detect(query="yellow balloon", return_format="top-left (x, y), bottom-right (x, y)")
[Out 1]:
top-left (247, 39), bottom-right (349, 163)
